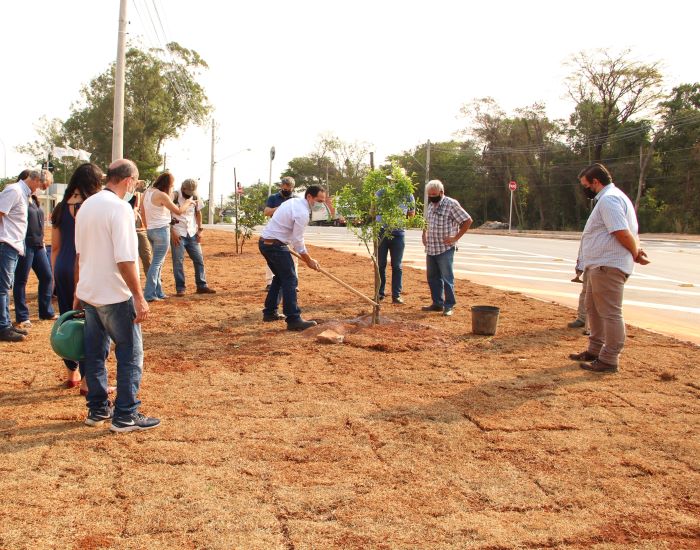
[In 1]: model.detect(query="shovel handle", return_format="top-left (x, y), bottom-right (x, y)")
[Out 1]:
top-left (288, 248), bottom-right (379, 307)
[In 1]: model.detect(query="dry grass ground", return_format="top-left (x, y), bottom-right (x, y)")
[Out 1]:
top-left (1, 229), bottom-right (698, 549)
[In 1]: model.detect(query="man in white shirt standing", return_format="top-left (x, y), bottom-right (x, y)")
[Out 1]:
top-left (170, 178), bottom-right (216, 297)
top-left (74, 159), bottom-right (159, 432)
top-left (259, 184), bottom-right (324, 331)
top-left (0, 169), bottom-right (51, 342)
top-left (569, 163), bottom-right (648, 373)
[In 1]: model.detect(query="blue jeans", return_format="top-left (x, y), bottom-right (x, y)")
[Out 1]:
top-left (377, 231), bottom-right (405, 299)
top-left (13, 246), bottom-right (55, 322)
top-left (0, 243), bottom-right (20, 331)
top-left (82, 297), bottom-right (143, 417)
top-left (145, 227), bottom-right (170, 300)
top-left (171, 234), bottom-right (207, 291)
top-left (259, 240), bottom-right (301, 323)
top-left (427, 247), bottom-right (456, 308)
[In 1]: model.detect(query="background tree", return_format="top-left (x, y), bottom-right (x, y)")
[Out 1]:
top-left (16, 116), bottom-right (72, 182)
top-left (229, 183), bottom-right (268, 254)
top-left (281, 134), bottom-right (372, 194)
top-left (566, 49), bottom-right (664, 161)
top-left (336, 165), bottom-right (423, 324)
top-left (63, 42), bottom-right (210, 180)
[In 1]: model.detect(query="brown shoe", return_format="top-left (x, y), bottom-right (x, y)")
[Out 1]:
top-left (580, 359), bottom-right (618, 373)
top-left (175, 290), bottom-right (186, 297)
top-left (569, 350), bottom-right (598, 361)
top-left (196, 287), bottom-right (216, 294)
top-left (0, 328), bottom-right (25, 342)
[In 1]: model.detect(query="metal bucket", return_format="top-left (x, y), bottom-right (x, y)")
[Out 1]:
top-left (471, 305), bottom-right (500, 336)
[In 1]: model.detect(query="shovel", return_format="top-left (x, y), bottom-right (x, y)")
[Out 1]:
top-left (287, 248), bottom-right (379, 307)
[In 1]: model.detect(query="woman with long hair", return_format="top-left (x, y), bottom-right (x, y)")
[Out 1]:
top-left (51, 163), bottom-right (103, 391)
top-left (12, 170), bottom-right (56, 327)
top-left (140, 172), bottom-right (192, 302)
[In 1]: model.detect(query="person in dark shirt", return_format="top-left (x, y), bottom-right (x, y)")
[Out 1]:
top-left (13, 171), bottom-right (56, 327)
top-left (263, 177), bottom-right (296, 291)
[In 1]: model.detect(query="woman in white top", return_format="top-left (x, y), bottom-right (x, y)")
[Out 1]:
top-left (140, 172), bottom-right (193, 301)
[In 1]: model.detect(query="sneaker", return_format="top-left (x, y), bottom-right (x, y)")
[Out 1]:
top-left (378, 295), bottom-right (385, 301)
top-left (14, 320), bottom-right (32, 329)
top-left (263, 312), bottom-right (286, 322)
top-left (0, 327), bottom-right (25, 342)
top-left (175, 290), bottom-right (186, 297)
top-left (443, 307), bottom-right (454, 317)
top-left (85, 407), bottom-right (113, 427)
top-left (287, 319), bottom-right (317, 331)
top-left (110, 412), bottom-right (161, 433)
top-left (392, 296), bottom-right (404, 304)
top-left (421, 304), bottom-right (443, 312)
top-left (567, 319), bottom-right (585, 329)
top-left (196, 287), bottom-right (216, 294)
top-left (12, 326), bottom-right (29, 336)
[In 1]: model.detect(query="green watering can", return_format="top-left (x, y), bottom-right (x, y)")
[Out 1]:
top-left (50, 310), bottom-right (85, 362)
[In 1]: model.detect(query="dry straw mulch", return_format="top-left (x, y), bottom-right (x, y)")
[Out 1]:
top-left (1, 230), bottom-right (698, 549)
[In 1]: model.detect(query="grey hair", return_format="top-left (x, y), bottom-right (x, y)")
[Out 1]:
top-left (426, 179), bottom-right (444, 194)
top-left (280, 176), bottom-right (295, 187)
top-left (27, 170), bottom-right (44, 182)
top-left (106, 159), bottom-right (138, 183)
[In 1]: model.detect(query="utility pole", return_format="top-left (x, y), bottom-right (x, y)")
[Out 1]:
top-left (111, 0), bottom-right (128, 161)
top-left (163, 152), bottom-right (167, 171)
top-left (423, 140), bottom-right (431, 217)
top-left (208, 121), bottom-right (216, 224)
top-left (234, 167), bottom-right (239, 253)
top-left (369, 152), bottom-right (375, 170)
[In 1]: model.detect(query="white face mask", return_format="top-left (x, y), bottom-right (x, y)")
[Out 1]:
top-left (312, 201), bottom-right (326, 212)
top-left (123, 191), bottom-right (134, 203)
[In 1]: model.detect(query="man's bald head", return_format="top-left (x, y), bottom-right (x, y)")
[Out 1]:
top-left (106, 159), bottom-right (138, 184)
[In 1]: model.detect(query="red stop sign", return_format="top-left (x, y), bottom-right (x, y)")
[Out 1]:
top-left (509, 181), bottom-right (517, 191)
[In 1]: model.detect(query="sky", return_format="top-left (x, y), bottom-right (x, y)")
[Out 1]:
top-left (1, 0), bottom-right (698, 201)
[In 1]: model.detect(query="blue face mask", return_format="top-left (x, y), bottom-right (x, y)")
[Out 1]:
top-left (123, 191), bottom-right (134, 203)
top-left (312, 201), bottom-right (326, 212)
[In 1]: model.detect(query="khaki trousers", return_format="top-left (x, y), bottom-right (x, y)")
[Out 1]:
top-left (585, 266), bottom-right (628, 366)
top-left (576, 272), bottom-right (587, 324)
top-left (137, 230), bottom-right (153, 276)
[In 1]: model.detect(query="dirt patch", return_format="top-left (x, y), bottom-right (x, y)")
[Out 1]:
top-left (0, 229), bottom-right (698, 549)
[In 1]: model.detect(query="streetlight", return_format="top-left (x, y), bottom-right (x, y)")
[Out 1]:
top-left (268, 146), bottom-right (275, 196)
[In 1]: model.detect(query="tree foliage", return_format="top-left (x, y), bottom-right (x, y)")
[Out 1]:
top-left (336, 165), bottom-right (423, 323)
top-left (62, 42), bottom-right (211, 180)
top-left (230, 183), bottom-right (268, 254)
top-left (281, 133), bottom-right (372, 193)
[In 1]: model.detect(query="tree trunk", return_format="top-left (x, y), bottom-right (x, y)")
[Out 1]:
top-left (372, 239), bottom-right (380, 325)
top-left (635, 126), bottom-right (665, 212)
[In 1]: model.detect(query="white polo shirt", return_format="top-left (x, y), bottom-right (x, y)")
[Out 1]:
top-left (75, 190), bottom-right (139, 306)
top-left (0, 180), bottom-right (31, 255)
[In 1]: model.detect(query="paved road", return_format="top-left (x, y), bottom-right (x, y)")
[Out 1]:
top-left (301, 227), bottom-right (700, 345)
top-left (209, 225), bottom-right (700, 345)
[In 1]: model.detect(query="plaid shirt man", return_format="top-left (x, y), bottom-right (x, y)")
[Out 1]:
top-left (425, 196), bottom-right (472, 256)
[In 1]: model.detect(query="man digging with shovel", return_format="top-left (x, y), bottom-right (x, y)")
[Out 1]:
top-left (258, 185), bottom-right (325, 331)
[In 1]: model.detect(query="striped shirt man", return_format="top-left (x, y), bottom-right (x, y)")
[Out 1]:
top-left (580, 183), bottom-right (638, 275)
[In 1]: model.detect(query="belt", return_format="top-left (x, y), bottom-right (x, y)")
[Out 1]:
top-left (260, 238), bottom-right (286, 246)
